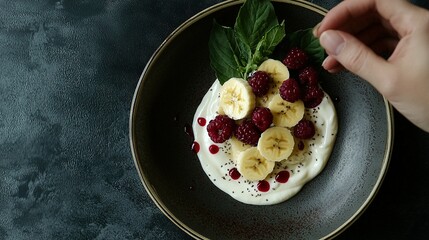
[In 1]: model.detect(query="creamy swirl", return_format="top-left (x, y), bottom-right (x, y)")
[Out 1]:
top-left (192, 80), bottom-right (337, 205)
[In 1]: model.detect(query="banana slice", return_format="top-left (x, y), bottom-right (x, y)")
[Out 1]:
top-left (255, 59), bottom-right (290, 108)
top-left (286, 139), bottom-right (309, 165)
top-left (257, 59), bottom-right (290, 89)
top-left (229, 136), bottom-right (252, 163)
top-left (257, 127), bottom-right (294, 162)
top-left (219, 78), bottom-right (255, 120)
top-left (269, 94), bottom-right (304, 128)
top-left (255, 86), bottom-right (277, 108)
top-left (236, 147), bottom-right (275, 181)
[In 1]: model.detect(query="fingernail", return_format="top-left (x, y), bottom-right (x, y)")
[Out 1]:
top-left (322, 57), bottom-right (328, 68)
top-left (312, 23), bottom-right (321, 37)
top-left (320, 30), bottom-right (345, 56)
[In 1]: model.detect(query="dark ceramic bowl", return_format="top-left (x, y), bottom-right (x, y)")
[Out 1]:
top-left (129, 0), bottom-right (393, 239)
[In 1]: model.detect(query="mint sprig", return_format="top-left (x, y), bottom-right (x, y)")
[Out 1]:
top-left (208, 0), bottom-right (325, 84)
top-left (208, 0), bottom-right (285, 84)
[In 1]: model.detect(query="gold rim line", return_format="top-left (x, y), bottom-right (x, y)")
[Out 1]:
top-left (274, 0), bottom-right (328, 15)
top-left (129, 0), bottom-right (394, 239)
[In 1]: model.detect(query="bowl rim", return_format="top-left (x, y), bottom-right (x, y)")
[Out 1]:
top-left (129, 0), bottom-right (394, 239)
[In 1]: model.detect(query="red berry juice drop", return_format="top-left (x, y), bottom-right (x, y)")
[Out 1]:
top-left (229, 168), bottom-right (241, 180)
top-left (197, 117), bottom-right (206, 127)
top-left (209, 144), bottom-right (219, 154)
top-left (275, 171), bottom-right (290, 183)
top-left (191, 141), bottom-right (200, 153)
top-left (257, 180), bottom-right (270, 192)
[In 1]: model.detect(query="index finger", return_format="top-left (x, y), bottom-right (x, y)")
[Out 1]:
top-left (315, 0), bottom-right (378, 36)
top-left (315, 0), bottom-right (422, 38)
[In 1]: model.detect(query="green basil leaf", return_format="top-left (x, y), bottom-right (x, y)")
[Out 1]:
top-left (251, 22), bottom-right (286, 69)
top-left (208, 21), bottom-right (243, 84)
top-left (288, 28), bottom-right (325, 65)
top-left (234, 0), bottom-right (278, 50)
top-left (258, 21), bottom-right (286, 59)
top-left (237, 40), bottom-right (252, 77)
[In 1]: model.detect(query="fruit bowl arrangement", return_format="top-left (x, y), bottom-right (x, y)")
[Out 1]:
top-left (129, 0), bottom-right (393, 239)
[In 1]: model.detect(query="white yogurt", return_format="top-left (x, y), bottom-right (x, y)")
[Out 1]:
top-left (192, 80), bottom-right (337, 205)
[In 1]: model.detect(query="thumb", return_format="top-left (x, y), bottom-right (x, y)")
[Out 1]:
top-left (319, 30), bottom-right (391, 89)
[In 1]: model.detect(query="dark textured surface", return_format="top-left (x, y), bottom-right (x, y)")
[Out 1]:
top-left (1, 0), bottom-right (429, 239)
top-left (130, 1), bottom-right (391, 239)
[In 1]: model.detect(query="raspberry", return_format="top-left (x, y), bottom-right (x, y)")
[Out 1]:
top-left (206, 115), bottom-right (236, 143)
top-left (251, 107), bottom-right (273, 132)
top-left (248, 71), bottom-right (270, 97)
top-left (279, 78), bottom-right (301, 102)
top-left (282, 47), bottom-right (309, 70)
top-left (298, 66), bottom-right (319, 87)
top-left (294, 119), bottom-right (315, 139)
top-left (302, 85), bottom-right (324, 108)
top-left (235, 119), bottom-right (261, 146)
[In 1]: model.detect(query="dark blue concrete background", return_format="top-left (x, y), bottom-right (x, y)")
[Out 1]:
top-left (1, 0), bottom-right (428, 239)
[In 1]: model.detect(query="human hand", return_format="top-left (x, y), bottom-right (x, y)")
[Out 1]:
top-left (314, 0), bottom-right (429, 132)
